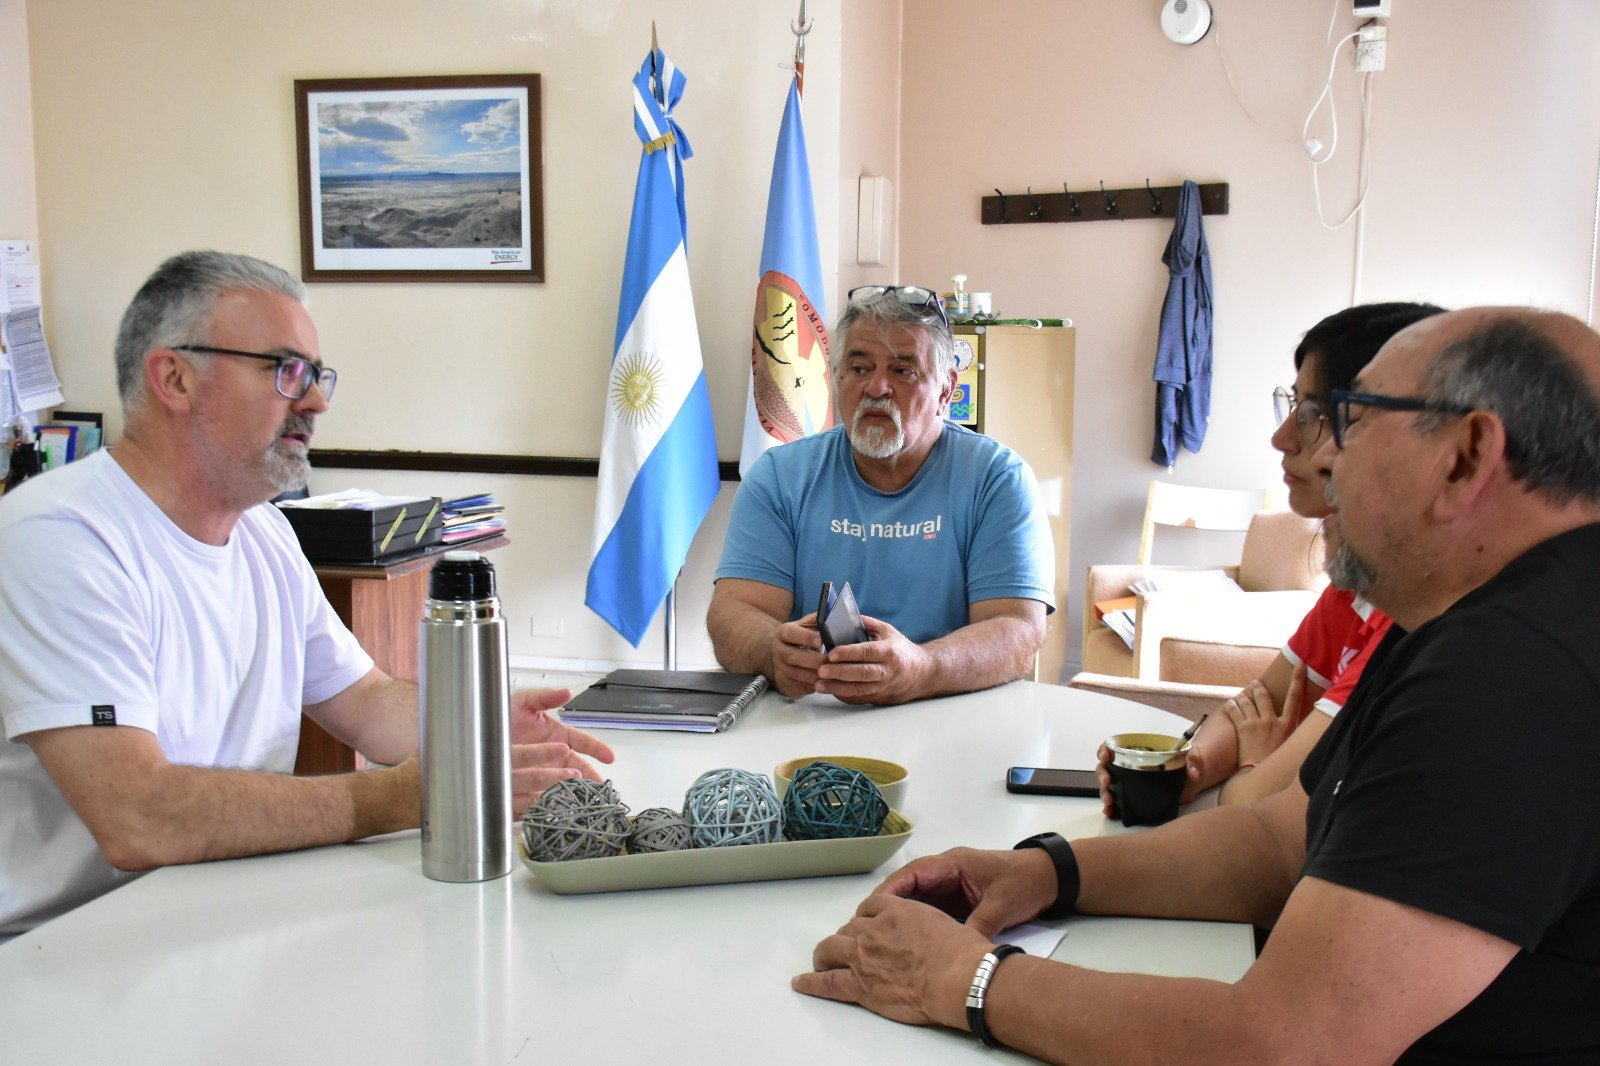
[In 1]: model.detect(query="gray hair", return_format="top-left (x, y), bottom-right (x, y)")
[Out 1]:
top-left (1416, 317), bottom-right (1600, 504)
top-left (115, 251), bottom-right (307, 412)
top-left (831, 291), bottom-right (955, 381)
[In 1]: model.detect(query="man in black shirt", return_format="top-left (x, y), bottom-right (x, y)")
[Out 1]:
top-left (794, 307), bottom-right (1600, 1062)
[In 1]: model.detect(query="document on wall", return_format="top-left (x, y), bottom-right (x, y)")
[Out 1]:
top-left (0, 239), bottom-right (36, 315)
top-left (2, 305), bottom-right (63, 410)
top-left (3, 262), bottom-right (41, 312)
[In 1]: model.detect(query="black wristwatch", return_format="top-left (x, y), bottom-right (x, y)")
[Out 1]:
top-left (1013, 831), bottom-right (1080, 920)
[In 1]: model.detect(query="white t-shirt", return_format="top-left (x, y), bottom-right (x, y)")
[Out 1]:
top-left (0, 451), bottom-right (373, 933)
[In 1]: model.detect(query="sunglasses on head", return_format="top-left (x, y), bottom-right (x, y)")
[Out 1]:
top-left (847, 285), bottom-right (951, 331)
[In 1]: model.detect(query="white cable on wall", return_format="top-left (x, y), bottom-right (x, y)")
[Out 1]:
top-left (1588, 127), bottom-right (1600, 326)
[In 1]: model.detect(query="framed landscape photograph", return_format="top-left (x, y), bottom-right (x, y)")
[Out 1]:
top-left (294, 74), bottom-right (544, 283)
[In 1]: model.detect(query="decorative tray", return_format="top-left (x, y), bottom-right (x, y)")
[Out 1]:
top-left (519, 811), bottom-right (914, 894)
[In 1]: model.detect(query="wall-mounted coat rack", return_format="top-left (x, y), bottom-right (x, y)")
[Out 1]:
top-left (981, 181), bottom-right (1229, 226)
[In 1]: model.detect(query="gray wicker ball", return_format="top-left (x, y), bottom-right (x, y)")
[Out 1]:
top-left (520, 779), bottom-right (630, 862)
top-left (535, 777), bottom-right (621, 812)
top-left (683, 768), bottom-right (783, 847)
top-left (627, 807), bottom-right (694, 854)
top-left (781, 761), bottom-right (889, 840)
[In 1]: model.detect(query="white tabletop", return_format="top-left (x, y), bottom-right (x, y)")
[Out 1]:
top-left (0, 682), bottom-right (1251, 1064)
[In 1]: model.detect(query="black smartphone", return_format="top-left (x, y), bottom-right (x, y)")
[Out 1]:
top-left (816, 581), bottom-right (834, 626)
top-left (1005, 766), bottom-right (1101, 798)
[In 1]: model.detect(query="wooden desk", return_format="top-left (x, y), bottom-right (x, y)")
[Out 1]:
top-left (295, 535), bottom-right (509, 775)
top-left (0, 683), bottom-right (1252, 1063)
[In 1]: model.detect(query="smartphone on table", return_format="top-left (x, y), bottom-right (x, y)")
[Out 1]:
top-left (1005, 766), bottom-right (1100, 797)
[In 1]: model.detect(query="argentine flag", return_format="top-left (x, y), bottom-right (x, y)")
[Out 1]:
top-left (586, 45), bottom-right (720, 647)
top-left (739, 71), bottom-right (833, 476)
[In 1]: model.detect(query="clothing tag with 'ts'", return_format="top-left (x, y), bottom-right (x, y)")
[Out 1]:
top-left (91, 705), bottom-right (117, 727)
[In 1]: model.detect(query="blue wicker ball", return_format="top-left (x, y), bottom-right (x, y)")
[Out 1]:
top-left (683, 768), bottom-right (783, 847)
top-left (627, 807), bottom-right (694, 854)
top-left (520, 779), bottom-right (630, 862)
top-left (781, 761), bottom-right (889, 840)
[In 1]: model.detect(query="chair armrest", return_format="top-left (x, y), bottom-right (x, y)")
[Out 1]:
top-left (1083, 564), bottom-right (1147, 608)
top-left (1067, 671), bottom-right (1238, 722)
top-left (1128, 587), bottom-right (1316, 681)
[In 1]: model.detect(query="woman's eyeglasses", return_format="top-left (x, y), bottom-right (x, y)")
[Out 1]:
top-left (1272, 386), bottom-right (1328, 443)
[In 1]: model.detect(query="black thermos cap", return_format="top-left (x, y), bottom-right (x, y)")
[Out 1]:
top-left (428, 551), bottom-right (497, 602)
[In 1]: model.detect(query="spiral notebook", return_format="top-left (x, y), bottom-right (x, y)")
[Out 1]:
top-left (559, 670), bottom-right (769, 733)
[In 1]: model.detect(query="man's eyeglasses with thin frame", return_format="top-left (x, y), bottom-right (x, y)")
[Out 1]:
top-left (1272, 386), bottom-right (1329, 443)
top-left (846, 285), bottom-right (951, 331)
top-left (173, 344), bottom-right (338, 402)
top-left (1327, 389), bottom-right (1473, 448)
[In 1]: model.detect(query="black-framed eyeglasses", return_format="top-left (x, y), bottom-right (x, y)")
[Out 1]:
top-left (1272, 386), bottom-right (1329, 443)
top-left (1328, 389), bottom-right (1473, 448)
top-left (172, 344), bottom-right (338, 402)
top-left (846, 285), bottom-right (951, 331)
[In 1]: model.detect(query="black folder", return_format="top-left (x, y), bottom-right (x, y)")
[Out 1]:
top-left (560, 670), bottom-right (769, 733)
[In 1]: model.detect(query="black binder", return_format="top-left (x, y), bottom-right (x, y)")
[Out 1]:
top-left (560, 670), bottom-right (769, 733)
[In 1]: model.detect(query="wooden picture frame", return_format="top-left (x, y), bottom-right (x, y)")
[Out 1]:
top-left (294, 74), bottom-right (544, 283)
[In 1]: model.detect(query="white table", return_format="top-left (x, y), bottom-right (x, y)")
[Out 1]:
top-left (0, 682), bottom-right (1252, 1064)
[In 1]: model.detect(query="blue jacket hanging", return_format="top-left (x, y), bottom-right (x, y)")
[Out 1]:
top-left (1151, 179), bottom-right (1213, 467)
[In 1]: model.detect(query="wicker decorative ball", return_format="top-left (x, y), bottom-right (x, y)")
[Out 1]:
top-left (535, 777), bottom-right (622, 812)
top-left (683, 768), bottom-right (784, 848)
top-left (627, 807), bottom-right (694, 854)
top-left (781, 761), bottom-right (890, 841)
top-left (520, 779), bottom-right (630, 862)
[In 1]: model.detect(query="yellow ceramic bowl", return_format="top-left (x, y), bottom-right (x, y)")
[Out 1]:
top-left (773, 755), bottom-right (909, 812)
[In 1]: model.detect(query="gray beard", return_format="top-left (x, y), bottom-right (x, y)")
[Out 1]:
top-left (266, 446), bottom-right (310, 493)
top-left (1326, 539), bottom-right (1376, 596)
top-left (1322, 477), bottom-right (1375, 595)
top-left (265, 416), bottom-right (313, 493)
top-left (849, 399), bottom-right (905, 459)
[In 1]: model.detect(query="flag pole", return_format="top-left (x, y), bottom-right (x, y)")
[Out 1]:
top-left (663, 579), bottom-right (677, 670)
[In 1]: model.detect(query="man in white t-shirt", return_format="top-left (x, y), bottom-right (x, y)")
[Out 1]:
top-left (0, 251), bottom-right (613, 934)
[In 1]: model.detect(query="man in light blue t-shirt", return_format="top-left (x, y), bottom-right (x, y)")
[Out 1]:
top-left (709, 286), bottom-right (1054, 705)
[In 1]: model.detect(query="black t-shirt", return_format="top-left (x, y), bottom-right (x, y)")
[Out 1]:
top-left (1300, 523), bottom-right (1600, 1062)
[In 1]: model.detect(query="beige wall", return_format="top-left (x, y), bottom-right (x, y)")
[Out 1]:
top-left (20, 0), bottom-right (1600, 675)
top-left (898, 0), bottom-right (1600, 671)
top-left (26, 0), bottom-right (845, 670)
top-left (838, 0), bottom-right (901, 294)
top-left (0, 0), bottom-right (38, 236)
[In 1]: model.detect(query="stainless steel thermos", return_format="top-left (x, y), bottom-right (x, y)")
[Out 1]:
top-left (419, 550), bottom-right (512, 882)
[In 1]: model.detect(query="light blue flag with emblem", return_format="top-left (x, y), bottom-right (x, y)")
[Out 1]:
top-left (739, 70), bottom-right (833, 476)
top-left (586, 45), bottom-right (720, 647)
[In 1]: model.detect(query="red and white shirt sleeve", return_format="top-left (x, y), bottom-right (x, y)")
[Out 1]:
top-left (1284, 584), bottom-right (1392, 718)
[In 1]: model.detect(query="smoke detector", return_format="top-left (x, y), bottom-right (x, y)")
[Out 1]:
top-left (1161, 0), bottom-right (1212, 45)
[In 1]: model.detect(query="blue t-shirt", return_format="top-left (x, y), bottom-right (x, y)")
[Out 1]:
top-left (716, 422), bottom-right (1054, 644)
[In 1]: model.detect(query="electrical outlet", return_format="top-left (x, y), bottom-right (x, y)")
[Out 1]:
top-left (529, 616), bottom-right (565, 639)
top-left (1356, 38), bottom-right (1386, 72)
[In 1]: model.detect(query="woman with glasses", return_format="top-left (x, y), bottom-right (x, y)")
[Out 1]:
top-left (1102, 301), bottom-right (1446, 812)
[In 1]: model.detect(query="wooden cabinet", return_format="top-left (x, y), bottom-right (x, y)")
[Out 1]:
top-left (294, 536), bottom-right (508, 775)
top-left (954, 325), bottom-right (1076, 683)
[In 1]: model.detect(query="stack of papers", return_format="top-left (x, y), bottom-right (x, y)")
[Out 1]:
top-left (439, 492), bottom-right (507, 544)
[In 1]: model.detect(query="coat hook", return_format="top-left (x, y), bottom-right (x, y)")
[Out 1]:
top-left (1099, 180), bottom-right (1119, 215)
top-left (993, 188), bottom-right (1008, 222)
top-left (1145, 179), bottom-right (1165, 215)
top-left (1062, 181), bottom-right (1081, 216)
top-left (1026, 186), bottom-right (1044, 219)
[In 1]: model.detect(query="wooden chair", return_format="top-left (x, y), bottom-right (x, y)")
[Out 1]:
top-left (1137, 480), bottom-right (1270, 565)
top-left (1079, 508), bottom-right (1326, 690)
